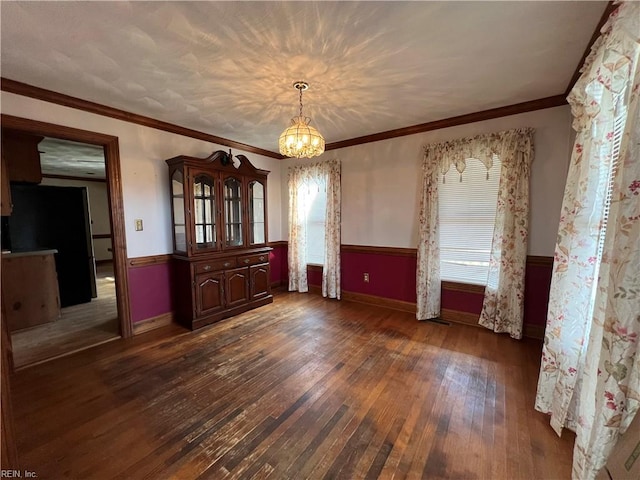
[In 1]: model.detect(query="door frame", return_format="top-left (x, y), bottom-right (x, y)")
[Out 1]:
top-left (1, 114), bottom-right (132, 339)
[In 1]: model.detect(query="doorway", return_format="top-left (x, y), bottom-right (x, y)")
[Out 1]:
top-left (1, 114), bottom-right (132, 369)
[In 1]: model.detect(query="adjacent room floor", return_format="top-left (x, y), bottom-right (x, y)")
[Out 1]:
top-left (10, 262), bottom-right (120, 368)
top-left (10, 292), bottom-right (573, 479)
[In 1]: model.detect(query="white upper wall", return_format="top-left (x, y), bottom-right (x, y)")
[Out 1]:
top-left (1, 92), bottom-right (284, 258)
top-left (281, 105), bottom-right (573, 256)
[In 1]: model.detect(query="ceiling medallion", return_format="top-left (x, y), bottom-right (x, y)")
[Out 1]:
top-left (278, 81), bottom-right (325, 158)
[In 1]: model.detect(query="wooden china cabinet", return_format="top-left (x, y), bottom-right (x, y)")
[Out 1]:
top-left (166, 150), bottom-right (272, 330)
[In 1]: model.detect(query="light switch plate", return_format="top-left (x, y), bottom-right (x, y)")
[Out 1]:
top-left (135, 219), bottom-right (143, 231)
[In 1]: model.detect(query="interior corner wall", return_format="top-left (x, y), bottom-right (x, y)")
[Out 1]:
top-left (1, 91), bottom-right (285, 258)
top-left (280, 105), bottom-right (573, 257)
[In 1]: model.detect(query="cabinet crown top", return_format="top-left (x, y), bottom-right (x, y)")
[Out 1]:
top-left (165, 150), bottom-right (269, 176)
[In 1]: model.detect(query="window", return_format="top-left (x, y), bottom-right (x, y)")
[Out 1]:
top-left (582, 96), bottom-right (628, 346)
top-left (297, 180), bottom-right (326, 265)
top-left (438, 156), bottom-right (501, 285)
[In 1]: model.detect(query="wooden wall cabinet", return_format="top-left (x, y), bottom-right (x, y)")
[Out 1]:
top-left (1, 130), bottom-right (43, 184)
top-left (166, 151), bottom-right (272, 330)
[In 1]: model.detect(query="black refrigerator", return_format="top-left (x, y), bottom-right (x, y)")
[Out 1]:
top-left (8, 184), bottom-right (97, 308)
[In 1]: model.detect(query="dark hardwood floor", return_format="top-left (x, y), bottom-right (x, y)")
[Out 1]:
top-left (10, 292), bottom-right (573, 479)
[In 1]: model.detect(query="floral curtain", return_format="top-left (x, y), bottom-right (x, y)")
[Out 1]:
top-left (288, 159), bottom-right (341, 299)
top-left (288, 166), bottom-right (309, 293)
top-left (417, 129), bottom-right (533, 331)
top-left (322, 160), bottom-right (341, 299)
top-left (416, 152), bottom-right (441, 320)
top-left (535, 2), bottom-right (640, 479)
top-left (478, 128), bottom-right (534, 339)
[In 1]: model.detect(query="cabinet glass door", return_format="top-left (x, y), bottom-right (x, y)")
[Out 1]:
top-left (224, 177), bottom-right (243, 247)
top-left (193, 174), bottom-right (217, 250)
top-left (249, 181), bottom-right (266, 245)
top-left (171, 169), bottom-right (187, 252)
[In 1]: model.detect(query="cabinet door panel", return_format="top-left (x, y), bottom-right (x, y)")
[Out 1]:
top-left (248, 180), bottom-right (267, 246)
top-left (225, 267), bottom-right (249, 307)
top-left (189, 169), bottom-right (220, 255)
top-left (223, 176), bottom-right (245, 248)
top-left (250, 264), bottom-right (270, 300)
top-left (170, 168), bottom-right (187, 253)
top-left (195, 272), bottom-right (225, 317)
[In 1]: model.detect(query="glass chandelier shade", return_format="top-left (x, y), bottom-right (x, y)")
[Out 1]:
top-left (279, 115), bottom-right (325, 159)
top-left (278, 82), bottom-right (325, 158)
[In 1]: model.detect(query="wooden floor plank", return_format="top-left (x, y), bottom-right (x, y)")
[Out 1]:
top-left (10, 292), bottom-right (574, 479)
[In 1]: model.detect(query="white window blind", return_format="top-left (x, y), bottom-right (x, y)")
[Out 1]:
top-left (299, 180), bottom-right (327, 265)
top-left (439, 156), bottom-right (501, 285)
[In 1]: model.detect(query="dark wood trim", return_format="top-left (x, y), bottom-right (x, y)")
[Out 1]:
top-left (442, 281), bottom-right (485, 295)
top-left (267, 240), bottom-right (288, 248)
top-left (1, 78), bottom-right (284, 160)
top-left (307, 264), bottom-right (323, 272)
top-left (95, 259), bottom-right (113, 266)
top-left (341, 244), bottom-right (417, 257)
top-left (128, 254), bottom-right (172, 268)
top-left (1, 298), bottom-right (19, 470)
top-left (341, 291), bottom-right (543, 339)
top-left (440, 308), bottom-right (480, 327)
top-left (342, 290), bottom-right (416, 314)
top-left (564, 1), bottom-right (619, 97)
top-left (527, 256), bottom-right (554, 267)
top-left (1, 114), bottom-right (132, 339)
top-left (325, 95), bottom-right (567, 150)
top-left (1, 80), bottom-right (568, 159)
top-left (42, 173), bottom-right (106, 183)
top-left (280, 243), bottom-right (552, 272)
top-left (132, 312), bottom-right (174, 336)
top-left (523, 324), bottom-right (545, 341)
top-left (102, 130), bottom-right (132, 339)
top-left (92, 233), bottom-right (112, 240)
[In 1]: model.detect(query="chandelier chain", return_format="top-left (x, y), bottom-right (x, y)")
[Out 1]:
top-left (299, 86), bottom-right (303, 118)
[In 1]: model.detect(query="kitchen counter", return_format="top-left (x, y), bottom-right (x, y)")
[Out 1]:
top-left (2, 249), bottom-right (58, 258)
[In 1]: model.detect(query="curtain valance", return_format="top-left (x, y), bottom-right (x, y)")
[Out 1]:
top-left (423, 128), bottom-right (534, 177)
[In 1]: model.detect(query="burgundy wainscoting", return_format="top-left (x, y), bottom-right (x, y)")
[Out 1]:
top-left (268, 241), bottom-right (288, 286)
top-left (341, 250), bottom-right (417, 303)
top-left (441, 288), bottom-right (484, 314)
top-left (128, 262), bottom-right (173, 323)
top-left (307, 265), bottom-right (323, 287)
top-left (523, 256), bottom-right (554, 328)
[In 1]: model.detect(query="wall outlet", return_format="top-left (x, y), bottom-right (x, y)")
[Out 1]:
top-left (135, 219), bottom-right (143, 231)
top-left (363, 273), bottom-right (370, 283)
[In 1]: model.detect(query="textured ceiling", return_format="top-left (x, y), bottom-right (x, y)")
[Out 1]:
top-left (39, 138), bottom-right (106, 179)
top-left (1, 1), bottom-right (606, 154)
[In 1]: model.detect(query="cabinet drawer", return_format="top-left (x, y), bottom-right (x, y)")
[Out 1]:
top-left (237, 253), bottom-right (269, 267)
top-left (194, 258), bottom-right (237, 274)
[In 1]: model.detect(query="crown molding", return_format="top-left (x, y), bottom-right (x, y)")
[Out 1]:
top-left (324, 95), bottom-right (567, 151)
top-left (0, 78), bottom-right (285, 160)
top-left (2, 78), bottom-right (580, 158)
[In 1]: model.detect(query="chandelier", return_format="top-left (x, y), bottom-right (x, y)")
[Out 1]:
top-left (278, 81), bottom-right (325, 158)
